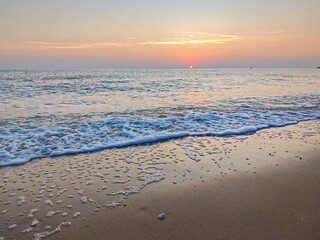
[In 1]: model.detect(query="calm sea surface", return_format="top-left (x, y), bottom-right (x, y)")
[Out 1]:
top-left (0, 68), bottom-right (319, 166)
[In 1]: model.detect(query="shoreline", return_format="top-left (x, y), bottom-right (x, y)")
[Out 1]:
top-left (0, 120), bottom-right (319, 240)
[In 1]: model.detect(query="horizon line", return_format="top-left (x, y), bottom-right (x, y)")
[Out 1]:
top-left (0, 66), bottom-right (319, 71)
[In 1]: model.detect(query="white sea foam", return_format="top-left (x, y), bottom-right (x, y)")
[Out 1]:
top-left (44, 199), bottom-right (53, 206)
top-left (106, 201), bottom-right (122, 208)
top-left (45, 210), bottom-right (61, 218)
top-left (33, 222), bottom-right (71, 240)
top-left (22, 228), bottom-right (33, 234)
top-left (30, 219), bottom-right (39, 227)
top-left (80, 196), bottom-right (87, 204)
top-left (73, 212), bottom-right (80, 218)
top-left (17, 196), bottom-right (26, 206)
top-left (1, 110), bottom-right (319, 166)
top-left (1, 210), bottom-right (8, 214)
top-left (109, 186), bottom-right (140, 196)
top-left (138, 170), bottom-right (165, 187)
top-left (8, 224), bottom-right (17, 230)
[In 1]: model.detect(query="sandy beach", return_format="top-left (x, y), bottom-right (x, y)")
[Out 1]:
top-left (0, 120), bottom-right (319, 240)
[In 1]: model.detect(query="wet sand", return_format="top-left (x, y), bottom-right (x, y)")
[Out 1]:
top-left (0, 120), bottom-right (319, 240)
top-left (66, 153), bottom-right (320, 240)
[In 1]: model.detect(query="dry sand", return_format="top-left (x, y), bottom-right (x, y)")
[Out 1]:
top-left (0, 120), bottom-right (319, 240)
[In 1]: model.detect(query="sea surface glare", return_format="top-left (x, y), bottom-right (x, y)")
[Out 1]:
top-left (0, 68), bottom-right (319, 166)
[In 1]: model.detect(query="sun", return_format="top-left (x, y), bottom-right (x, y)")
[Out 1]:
top-left (189, 65), bottom-right (193, 69)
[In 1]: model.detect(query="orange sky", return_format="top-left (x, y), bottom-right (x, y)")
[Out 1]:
top-left (0, 0), bottom-right (319, 69)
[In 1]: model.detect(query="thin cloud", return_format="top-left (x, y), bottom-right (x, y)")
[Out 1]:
top-left (1, 32), bottom-right (240, 51)
top-left (257, 29), bottom-right (286, 35)
top-left (138, 38), bottom-right (236, 45)
top-left (139, 33), bottom-right (239, 45)
top-left (185, 32), bottom-right (239, 38)
top-left (0, 41), bottom-right (132, 51)
top-left (245, 29), bottom-right (288, 42)
top-left (25, 41), bottom-right (132, 49)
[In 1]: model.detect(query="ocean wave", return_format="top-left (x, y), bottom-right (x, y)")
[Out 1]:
top-left (0, 110), bottom-right (319, 166)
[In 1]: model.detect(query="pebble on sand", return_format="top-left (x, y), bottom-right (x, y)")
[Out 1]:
top-left (158, 213), bottom-right (165, 220)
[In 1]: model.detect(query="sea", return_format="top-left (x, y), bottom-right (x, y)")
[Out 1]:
top-left (0, 68), bottom-right (319, 166)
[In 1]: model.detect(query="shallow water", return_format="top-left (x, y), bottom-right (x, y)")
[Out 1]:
top-left (0, 68), bottom-right (319, 165)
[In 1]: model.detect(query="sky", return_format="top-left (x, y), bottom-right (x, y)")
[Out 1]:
top-left (0, 0), bottom-right (319, 69)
